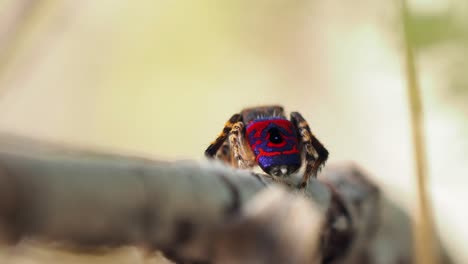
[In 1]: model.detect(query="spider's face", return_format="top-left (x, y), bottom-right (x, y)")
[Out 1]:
top-left (245, 118), bottom-right (301, 177)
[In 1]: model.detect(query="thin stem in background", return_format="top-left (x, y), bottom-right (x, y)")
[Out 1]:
top-left (401, 1), bottom-right (438, 264)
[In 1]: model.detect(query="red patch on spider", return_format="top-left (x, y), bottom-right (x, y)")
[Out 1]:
top-left (246, 119), bottom-right (299, 162)
top-left (246, 119), bottom-right (294, 138)
top-left (243, 118), bottom-right (302, 171)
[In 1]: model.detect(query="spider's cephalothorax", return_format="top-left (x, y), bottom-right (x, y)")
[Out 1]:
top-left (205, 105), bottom-right (329, 188)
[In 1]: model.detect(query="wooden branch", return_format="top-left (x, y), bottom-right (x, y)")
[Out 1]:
top-left (0, 134), bottom-right (425, 263)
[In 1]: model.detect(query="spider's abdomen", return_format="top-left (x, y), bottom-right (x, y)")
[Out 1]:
top-left (245, 118), bottom-right (301, 175)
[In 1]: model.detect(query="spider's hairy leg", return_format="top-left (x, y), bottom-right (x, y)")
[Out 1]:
top-left (290, 112), bottom-right (329, 189)
top-left (228, 121), bottom-right (253, 169)
top-left (215, 140), bottom-right (232, 164)
top-left (205, 114), bottom-right (241, 158)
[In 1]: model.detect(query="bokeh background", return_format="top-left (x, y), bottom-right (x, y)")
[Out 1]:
top-left (0, 0), bottom-right (467, 263)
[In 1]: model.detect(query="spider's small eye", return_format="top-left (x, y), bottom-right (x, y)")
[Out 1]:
top-left (268, 127), bottom-right (283, 144)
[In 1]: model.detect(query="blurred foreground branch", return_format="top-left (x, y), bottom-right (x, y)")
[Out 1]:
top-left (0, 134), bottom-right (438, 263)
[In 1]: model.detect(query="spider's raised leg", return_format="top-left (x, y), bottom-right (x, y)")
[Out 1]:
top-left (290, 112), bottom-right (329, 188)
top-left (205, 114), bottom-right (241, 158)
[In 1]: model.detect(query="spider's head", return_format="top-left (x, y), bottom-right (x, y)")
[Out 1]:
top-left (245, 118), bottom-right (302, 177)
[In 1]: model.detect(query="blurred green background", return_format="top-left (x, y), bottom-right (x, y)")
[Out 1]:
top-left (0, 0), bottom-right (467, 263)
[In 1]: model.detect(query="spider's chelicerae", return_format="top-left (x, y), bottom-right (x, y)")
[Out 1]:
top-left (205, 105), bottom-right (329, 188)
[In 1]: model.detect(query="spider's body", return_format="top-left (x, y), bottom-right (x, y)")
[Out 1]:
top-left (205, 105), bottom-right (328, 188)
top-left (245, 117), bottom-right (301, 176)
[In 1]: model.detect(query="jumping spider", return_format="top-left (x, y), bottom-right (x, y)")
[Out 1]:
top-left (205, 105), bottom-right (329, 188)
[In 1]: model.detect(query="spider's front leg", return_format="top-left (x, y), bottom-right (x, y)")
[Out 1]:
top-left (205, 113), bottom-right (241, 158)
top-left (290, 112), bottom-right (329, 189)
top-left (228, 121), bottom-right (253, 169)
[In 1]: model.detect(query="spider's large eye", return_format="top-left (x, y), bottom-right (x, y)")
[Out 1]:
top-left (268, 127), bottom-right (283, 144)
